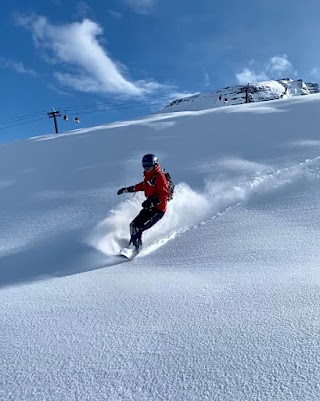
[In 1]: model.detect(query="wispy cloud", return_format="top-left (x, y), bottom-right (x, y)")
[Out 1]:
top-left (74, 1), bottom-right (91, 18)
top-left (107, 10), bottom-right (122, 20)
top-left (267, 55), bottom-right (294, 77)
top-left (236, 55), bottom-right (296, 84)
top-left (311, 67), bottom-right (320, 79)
top-left (122, 0), bottom-right (157, 14)
top-left (15, 15), bottom-right (165, 98)
top-left (236, 68), bottom-right (268, 85)
top-left (0, 57), bottom-right (37, 76)
top-left (47, 83), bottom-right (73, 96)
top-left (203, 71), bottom-right (211, 88)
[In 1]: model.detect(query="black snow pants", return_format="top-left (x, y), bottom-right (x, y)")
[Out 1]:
top-left (130, 207), bottom-right (165, 246)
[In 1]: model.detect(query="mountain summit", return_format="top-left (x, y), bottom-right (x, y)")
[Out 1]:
top-left (164, 78), bottom-right (319, 112)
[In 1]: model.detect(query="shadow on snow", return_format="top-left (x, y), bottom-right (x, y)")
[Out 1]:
top-left (0, 230), bottom-right (129, 289)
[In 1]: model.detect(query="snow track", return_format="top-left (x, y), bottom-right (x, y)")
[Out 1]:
top-left (90, 155), bottom-right (320, 259)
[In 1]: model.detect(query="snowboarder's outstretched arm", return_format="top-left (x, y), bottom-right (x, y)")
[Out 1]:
top-left (133, 181), bottom-right (145, 192)
top-left (117, 181), bottom-right (144, 195)
top-left (117, 186), bottom-right (135, 195)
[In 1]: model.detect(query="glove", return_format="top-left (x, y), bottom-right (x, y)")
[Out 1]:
top-left (142, 199), bottom-right (152, 209)
top-left (143, 197), bottom-right (158, 209)
top-left (117, 187), bottom-right (127, 195)
top-left (142, 195), bottom-right (160, 209)
top-left (117, 186), bottom-right (134, 195)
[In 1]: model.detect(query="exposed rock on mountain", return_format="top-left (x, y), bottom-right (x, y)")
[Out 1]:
top-left (164, 79), bottom-right (319, 112)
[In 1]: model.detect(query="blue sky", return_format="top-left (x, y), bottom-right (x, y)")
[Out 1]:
top-left (1, 0), bottom-right (320, 142)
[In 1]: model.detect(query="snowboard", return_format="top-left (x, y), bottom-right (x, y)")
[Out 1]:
top-left (119, 247), bottom-right (139, 260)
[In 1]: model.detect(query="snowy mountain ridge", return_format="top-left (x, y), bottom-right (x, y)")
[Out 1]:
top-left (164, 78), bottom-right (319, 112)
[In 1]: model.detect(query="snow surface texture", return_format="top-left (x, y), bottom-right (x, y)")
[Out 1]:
top-left (2, 95), bottom-right (320, 400)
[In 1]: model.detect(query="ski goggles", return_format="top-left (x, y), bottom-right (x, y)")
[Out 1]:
top-left (142, 162), bottom-right (154, 171)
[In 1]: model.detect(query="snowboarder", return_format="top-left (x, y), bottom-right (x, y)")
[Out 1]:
top-left (117, 154), bottom-right (170, 252)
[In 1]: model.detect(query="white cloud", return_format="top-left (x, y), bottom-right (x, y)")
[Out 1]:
top-left (74, 1), bottom-right (91, 18)
top-left (236, 55), bottom-right (296, 85)
top-left (107, 10), bottom-right (122, 20)
top-left (267, 55), bottom-right (295, 77)
top-left (236, 68), bottom-right (268, 85)
top-left (47, 83), bottom-right (73, 96)
top-left (311, 67), bottom-right (320, 79)
top-left (0, 57), bottom-right (37, 76)
top-left (15, 15), bottom-right (163, 98)
top-left (122, 0), bottom-right (156, 14)
top-left (203, 71), bottom-right (210, 87)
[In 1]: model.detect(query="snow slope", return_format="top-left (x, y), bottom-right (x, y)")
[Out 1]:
top-left (2, 95), bottom-right (320, 400)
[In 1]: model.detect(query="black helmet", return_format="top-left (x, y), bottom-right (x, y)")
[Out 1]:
top-left (142, 153), bottom-right (158, 168)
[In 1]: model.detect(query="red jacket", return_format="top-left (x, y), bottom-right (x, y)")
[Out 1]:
top-left (134, 165), bottom-right (170, 212)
